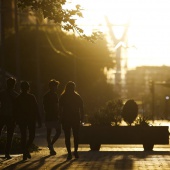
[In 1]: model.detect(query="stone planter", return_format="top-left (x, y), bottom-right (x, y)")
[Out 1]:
top-left (79, 126), bottom-right (169, 151)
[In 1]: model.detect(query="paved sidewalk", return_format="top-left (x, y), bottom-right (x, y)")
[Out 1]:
top-left (0, 145), bottom-right (170, 170)
top-left (0, 120), bottom-right (170, 170)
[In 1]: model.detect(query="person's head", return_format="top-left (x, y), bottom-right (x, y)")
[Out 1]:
top-left (49, 79), bottom-right (59, 92)
top-left (65, 81), bottom-right (76, 93)
top-left (20, 81), bottom-right (30, 93)
top-left (6, 77), bottom-right (16, 89)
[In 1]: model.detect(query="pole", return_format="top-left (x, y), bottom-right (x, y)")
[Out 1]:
top-left (150, 80), bottom-right (155, 122)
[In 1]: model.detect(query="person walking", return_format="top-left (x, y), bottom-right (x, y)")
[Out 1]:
top-left (15, 81), bottom-right (41, 160)
top-left (43, 79), bottom-right (61, 155)
top-left (59, 81), bottom-right (84, 160)
top-left (0, 77), bottom-right (18, 159)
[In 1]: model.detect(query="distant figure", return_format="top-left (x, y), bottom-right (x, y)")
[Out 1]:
top-left (43, 79), bottom-right (61, 155)
top-left (15, 81), bottom-right (41, 160)
top-left (0, 77), bottom-right (18, 159)
top-left (59, 81), bottom-right (84, 160)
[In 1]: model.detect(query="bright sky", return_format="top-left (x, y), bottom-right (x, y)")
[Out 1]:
top-left (68, 0), bottom-right (170, 69)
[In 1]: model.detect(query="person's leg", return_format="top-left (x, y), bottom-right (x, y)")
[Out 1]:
top-left (19, 123), bottom-right (27, 160)
top-left (46, 128), bottom-right (56, 155)
top-left (51, 123), bottom-right (61, 145)
top-left (26, 121), bottom-right (35, 158)
top-left (63, 123), bottom-right (72, 160)
top-left (49, 124), bottom-right (61, 155)
top-left (0, 119), bottom-right (4, 136)
top-left (0, 119), bottom-right (5, 155)
top-left (5, 120), bottom-right (15, 159)
top-left (72, 123), bottom-right (80, 158)
top-left (46, 128), bottom-right (52, 147)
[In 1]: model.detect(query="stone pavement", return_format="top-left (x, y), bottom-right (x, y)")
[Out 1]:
top-left (0, 120), bottom-right (170, 170)
top-left (0, 144), bottom-right (170, 170)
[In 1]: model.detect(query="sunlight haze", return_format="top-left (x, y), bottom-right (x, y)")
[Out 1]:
top-left (69, 0), bottom-right (170, 69)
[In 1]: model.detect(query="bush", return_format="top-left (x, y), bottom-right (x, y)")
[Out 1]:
top-left (135, 115), bottom-right (151, 126)
top-left (122, 99), bottom-right (138, 126)
top-left (89, 99), bottom-right (123, 126)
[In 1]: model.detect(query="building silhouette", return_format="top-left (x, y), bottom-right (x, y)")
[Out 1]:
top-left (125, 66), bottom-right (170, 118)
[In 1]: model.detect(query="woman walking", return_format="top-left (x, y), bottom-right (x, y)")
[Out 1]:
top-left (59, 81), bottom-right (84, 160)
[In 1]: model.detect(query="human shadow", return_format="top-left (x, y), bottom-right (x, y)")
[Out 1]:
top-left (133, 150), bottom-right (170, 159)
top-left (114, 155), bottom-right (133, 170)
top-left (76, 150), bottom-right (170, 160)
top-left (3, 155), bottom-right (51, 170)
top-left (2, 150), bottom-right (170, 170)
top-left (50, 158), bottom-right (77, 170)
top-left (3, 153), bottom-right (78, 170)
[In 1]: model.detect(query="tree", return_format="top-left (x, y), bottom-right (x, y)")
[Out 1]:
top-left (17, 0), bottom-right (101, 42)
top-left (2, 0), bottom-right (117, 112)
top-left (4, 27), bottom-right (116, 112)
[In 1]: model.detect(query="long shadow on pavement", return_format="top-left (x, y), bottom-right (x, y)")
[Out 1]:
top-left (2, 151), bottom-right (170, 170)
top-left (3, 155), bottom-right (51, 170)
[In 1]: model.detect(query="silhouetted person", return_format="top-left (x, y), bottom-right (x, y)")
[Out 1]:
top-left (15, 81), bottom-right (41, 160)
top-left (59, 81), bottom-right (84, 160)
top-left (0, 77), bottom-right (18, 159)
top-left (43, 79), bottom-right (61, 155)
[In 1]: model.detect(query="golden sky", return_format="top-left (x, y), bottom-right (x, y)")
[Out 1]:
top-left (68, 0), bottom-right (170, 69)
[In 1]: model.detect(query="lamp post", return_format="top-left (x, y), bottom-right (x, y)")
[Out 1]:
top-left (165, 95), bottom-right (170, 120)
top-left (149, 80), bottom-right (155, 122)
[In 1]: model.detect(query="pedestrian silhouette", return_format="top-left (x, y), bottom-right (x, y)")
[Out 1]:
top-left (15, 81), bottom-right (41, 160)
top-left (59, 81), bottom-right (84, 160)
top-left (43, 79), bottom-right (61, 155)
top-left (0, 77), bottom-right (18, 159)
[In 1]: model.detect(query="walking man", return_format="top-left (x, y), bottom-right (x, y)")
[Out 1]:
top-left (0, 77), bottom-right (18, 159)
top-left (43, 79), bottom-right (61, 155)
top-left (15, 81), bottom-right (41, 160)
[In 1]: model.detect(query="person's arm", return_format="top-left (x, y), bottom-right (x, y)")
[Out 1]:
top-left (0, 92), bottom-right (2, 115)
top-left (33, 95), bottom-right (42, 128)
top-left (14, 96), bottom-right (20, 124)
top-left (58, 96), bottom-right (63, 122)
top-left (79, 97), bottom-right (84, 124)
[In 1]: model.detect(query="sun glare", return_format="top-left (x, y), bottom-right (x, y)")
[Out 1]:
top-left (68, 0), bottom-right (170, 69)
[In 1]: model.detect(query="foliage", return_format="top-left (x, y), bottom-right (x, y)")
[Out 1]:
top-left (122, 99), bottom-right (138, 126)
top-left (17, 0), bottom-right (102, 42)
top-left (89, 99), bottom-right (123, 126)
top-left (135, 115), bottom-right (151, 126)
top-left (106, 100), bottom-right (123, 126)
top-left (0, 135), bottom-right (39, 154)
top-left (4, 28), bottom-right (116, 112)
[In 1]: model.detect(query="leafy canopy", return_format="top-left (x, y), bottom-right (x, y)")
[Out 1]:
top-left (17, 0), bottom-right (102, 42)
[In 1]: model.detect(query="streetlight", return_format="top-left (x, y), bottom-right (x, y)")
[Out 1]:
top-left (164, 95), bottom-right (170, 120)
top-left (149, 80), bottom-right (155, 122)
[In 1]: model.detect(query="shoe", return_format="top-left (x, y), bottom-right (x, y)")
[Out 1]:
top-left (67, 153), bottom-right (72, 160)
top-left (5, 154), bottom-right (12, 159)
top-left (26, 151), bottom-right (31, 159)
top-left (73, 151), bottom-right (79, 158)
top-left (48, 144), bottom-right (56, 155)
top-left (23, 154), bottom-right (27, 161)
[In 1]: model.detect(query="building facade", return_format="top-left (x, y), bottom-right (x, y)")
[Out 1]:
top-left (125, 66), bottom-right (170, 119)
